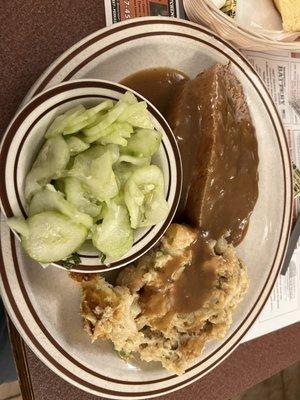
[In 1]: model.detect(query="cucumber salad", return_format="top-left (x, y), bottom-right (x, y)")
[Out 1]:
top-left (8, 91), bottom-right (169, 265)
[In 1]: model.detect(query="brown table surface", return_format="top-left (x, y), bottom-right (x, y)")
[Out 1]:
top-left (0, 1), bottom-right (300, 399)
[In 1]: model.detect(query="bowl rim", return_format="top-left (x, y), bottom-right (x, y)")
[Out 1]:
top-left (0, 78), bottom-right (183, 273)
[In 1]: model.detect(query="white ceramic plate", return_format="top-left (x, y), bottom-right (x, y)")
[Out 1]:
top-left (0, 79), bottom-right (182, 272)
top-left (0, 18), bottom-right (293, 399)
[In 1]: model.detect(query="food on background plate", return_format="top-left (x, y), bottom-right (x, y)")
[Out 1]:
top-left (220, 0), bottom-right (236, 18)
top-left (8, 91), bottom-right (169, 264)
top-left (75, 223), bottom-right (249, 374)
top-left (273, 0), bottom-right (300, 32)
top-left (209, 0), bottom-right (236, 18)
top-left (73, 63), bottom-right (258, 374)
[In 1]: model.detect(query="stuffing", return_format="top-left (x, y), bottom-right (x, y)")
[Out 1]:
top-left (75, 223), bottom-right (249, 374)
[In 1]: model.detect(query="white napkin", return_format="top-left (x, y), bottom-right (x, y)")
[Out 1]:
top-left (235, 0), bottom-right (282, 30)
top-left (235, 0), bottom-right (300, 41)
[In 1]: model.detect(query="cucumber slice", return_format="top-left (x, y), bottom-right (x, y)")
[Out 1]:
top-left (67, 100), bottom-right (114, 128)
top-left (84, 121), bottom-right (132, 144)
top-left (64, 105), bottom-right (86, 117)
top-left (22, 211), bottom-right (87, 263)
top-left (62, 101), bottom-right (114, 135)
top-left (83, 124), bottom-right (114, 143)
top-left (138, 188), bottom-right (169, 227)
top-left (127, 112), bottom-right (154, 129)
top-left (83, 102), bottom-right (129, 137)
top-left (124, 180), bottom-right (144, 228)
top-left (74, 144), bottom-right (106, 161)
top-left (121, 129), bottom-right (162, 157)
top-left (64, 177), bottom-right (102, 218)
top-left (62, 113), bottom-right (99, 135)
top-left (119, 91), bottom-right (138, 105)
top-left (92, 201), bottom-right (133, 259)
top-left (84, 112), bottom-right (106, 130)
top-left (87, 153), bottom-right (119, 200)
top-left (45, 105), bottom-right (86, 138)
top-left (45, 183), bottom-right (57, 192)
top-left (112, 122), bottom-right (133, 137)
top-left (100, 132), bottom-right (127, 146)
top-left (124, 165), bottom-right (169, 228)
top-left (45, 115), bottom-right (66, 139)
top-left (28, 187), bottom-right (93, 229)
top-left (75, 133), bottom-right (91, 143)
top-left (118, 102), bottom-right (147, 122)
top-left (71, 144), bottom-right (119, 167)
top-left (118, 155), bottom-right (151, 166)
top-left (7, 217), bottom-right (29, 237)
top-left (105, 144), bottom-right (120, 164)
top-left (114, 164), bottom-right (136, 187)
top-left (117, 92), bottom-right (153, 128)
top-left (65, 136), bottom-right (90, 155)
top-left (84, 100), bottom-right (114, 118)
top-left (98, 123), bottom-right (133, 147)
top-left (25, 136), bottom-right (70, 201)
top-left (69, 150), bottom-right (118, 201)
top-left (114, 158), bottom-right (150, 186)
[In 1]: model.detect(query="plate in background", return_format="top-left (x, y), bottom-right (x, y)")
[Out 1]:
top-left (184, 0), bottom-right (300, 51)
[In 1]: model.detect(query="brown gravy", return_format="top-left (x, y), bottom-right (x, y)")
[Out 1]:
top-left (173, 238), bottom-right (219, 313)
top-left (121, 65), bottom-right (259, 316)
top-left (121, 67), bottom-right (188, 116)
top-left (140, 235), bottom-right (219, 317)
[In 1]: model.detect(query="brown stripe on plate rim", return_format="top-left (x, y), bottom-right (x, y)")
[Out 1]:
top-left (29, 18), bottom-right (263, 96)
top-left (32, 19), bottom-right (192, 95)
top-left (0, 80), bottom-right (181, 272)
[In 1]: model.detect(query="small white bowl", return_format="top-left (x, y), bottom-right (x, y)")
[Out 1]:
top-left (0, 79), bottom-right (182, 273)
